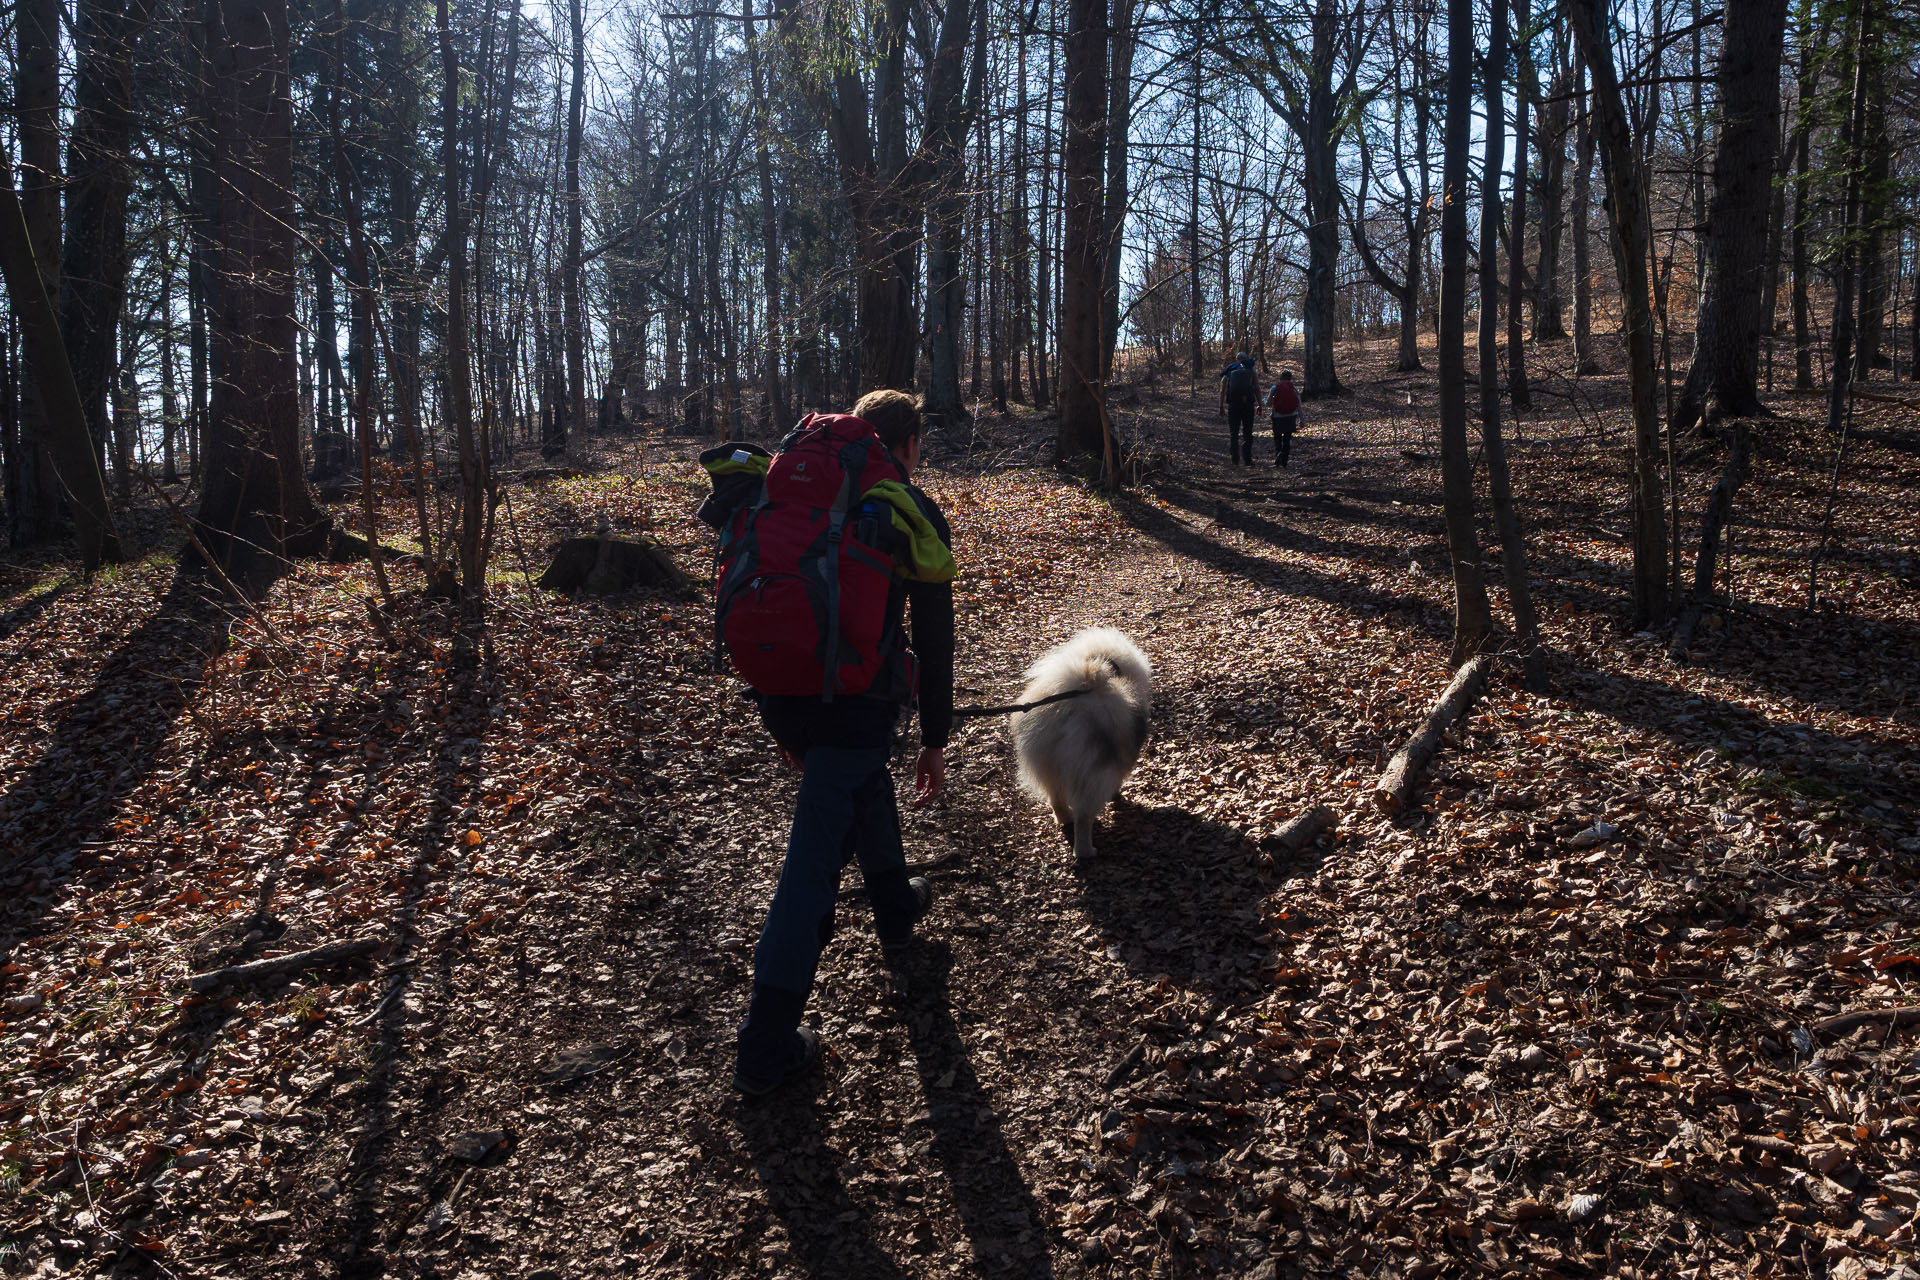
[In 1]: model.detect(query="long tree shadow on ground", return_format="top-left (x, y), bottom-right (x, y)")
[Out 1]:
top-left (330, 644), bottom-right (492, 1279)
top-left (1113, 489), bottom-right (1450, 638)
top-left (0, 578), bottom-right (73, 646)
top-left (0, 567), bottom-right (232, 962)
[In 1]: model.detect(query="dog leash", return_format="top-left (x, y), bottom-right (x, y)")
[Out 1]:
top-left (950, 688), bottom-right (1089, 720)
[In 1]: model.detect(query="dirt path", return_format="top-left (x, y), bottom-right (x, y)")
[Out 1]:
top-left (5, 363), bottom-right (1917, 1280)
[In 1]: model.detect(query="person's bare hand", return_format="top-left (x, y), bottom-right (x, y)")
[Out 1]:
top-left (912, 747), bottom-right (946, 807)
top-left (779, 748), bottom-right (802, 772)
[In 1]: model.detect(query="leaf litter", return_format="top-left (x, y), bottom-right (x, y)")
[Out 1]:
top-left (1, 345), bottom-right (1917, 1278)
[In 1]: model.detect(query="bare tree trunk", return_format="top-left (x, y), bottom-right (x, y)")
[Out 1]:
top-left (921, 0), bottom-right (979, 431)
top-left (0, 180), bottom-right (123, 570)
top-left (1188, 38), bottom-right (1203, 382)
top-left (1565, 0), bottom-right (1667, 629)
top-left (1472, 0), bottom-right (1545, 684)
top-left (742, 0), bottom-right (790, 431)
top-left (1439, 0), bottom-right (1494, 664)
top-left (1533, 38), bottom-right (1572, 341)
top-left (1852, 80), bottom-right (1889, 384)
top-left (1571, 66), bottom-right (1600, 375)
top-left (560, 0), bottom-right (585, 455)
top-left (7, 0), bottom-right (65, 546)
top-left (1033, 10), bottom-right (1056, 406)
top-left (1825, 0), bottom-right (1871, 438)
top-left (329, 0), bottom-right (393, 605)
top-left (1099, 0), bottom-right (1136, 380)
top-left (1297, 0), bottom-right (1347, 398)
top-left (160, 212), bottom-right (180, 484)
top-left (1669, 421), bottom-right (1750, 658)
top-left (438, 0), bottom-right (485, 601)
top-left (1670, 0), bottom-right (1789, 434)
top-left (60, 0), bottom-right (158, 488)
top-left (193, 0), bottom-right (329, 583)
top-left (1789, 95), bottom-right (1813, 390)
top-left (1058, 0), bottom-right (1109, 464)
top-left (1507, 23), bottom-right (1532, 412)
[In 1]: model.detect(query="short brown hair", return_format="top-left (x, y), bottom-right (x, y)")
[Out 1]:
top-left (851, 389), bottom-right (922, 451)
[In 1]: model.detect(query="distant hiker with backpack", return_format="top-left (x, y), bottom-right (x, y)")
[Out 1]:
top-left (1218, 351), bottom-right (1259, 467)
top-left (697, 389), bottom-right (957, 1097)
top-left (1269, 370), bottom-right (1302, 468)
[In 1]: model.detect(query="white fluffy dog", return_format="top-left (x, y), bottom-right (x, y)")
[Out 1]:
top-left (1010, 627), bottom-right (1153, 861)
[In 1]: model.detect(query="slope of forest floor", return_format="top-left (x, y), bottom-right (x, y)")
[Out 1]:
top-left (3, 339), bottom-right (1919, 1280)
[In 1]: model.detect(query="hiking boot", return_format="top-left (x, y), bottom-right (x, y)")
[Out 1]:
top-left (878, 876), bottom-right (933, 950)
top-left (733, 1025), bottom-right (821, 1098)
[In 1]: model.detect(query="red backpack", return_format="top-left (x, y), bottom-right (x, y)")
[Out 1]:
top-left (713, 414), bottom-right (913, 701)
top-left (1270, 380), bottom-right (1301, 415)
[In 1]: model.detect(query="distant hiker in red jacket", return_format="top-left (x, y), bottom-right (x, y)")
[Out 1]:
top-left (1268, 371), bottom-right (1302, 468)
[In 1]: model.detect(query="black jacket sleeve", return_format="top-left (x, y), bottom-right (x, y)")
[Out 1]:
top-left (905, 488), bottom-right (956, 750)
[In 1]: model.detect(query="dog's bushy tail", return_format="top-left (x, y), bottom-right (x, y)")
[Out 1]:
top-left (1025, 625), bottom-right (1152, 697)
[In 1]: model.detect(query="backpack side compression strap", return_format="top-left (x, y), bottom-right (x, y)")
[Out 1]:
top-left (816, 438), bottom-right (871, 702)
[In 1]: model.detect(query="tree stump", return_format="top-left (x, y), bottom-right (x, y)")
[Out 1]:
top-left (539, 534), bottom-right (691, 596)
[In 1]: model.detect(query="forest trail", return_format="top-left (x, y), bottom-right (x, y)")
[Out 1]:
top-left (3, 369), bottom-right (1919, 1279)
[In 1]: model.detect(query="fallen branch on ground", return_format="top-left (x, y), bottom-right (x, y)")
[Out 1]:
top-left (1373, 656), bottom-right (1493, 816)
top-left (187, 937), bottom-right (383, 992)
top-left (1812, 1005), bottom-right (1920, 1041)
top-left (1271, 805), bottom-right (1337, 853)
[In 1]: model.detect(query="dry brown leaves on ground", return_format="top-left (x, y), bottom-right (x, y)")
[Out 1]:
top-left (3, 344), bottom-right (1918, 1279)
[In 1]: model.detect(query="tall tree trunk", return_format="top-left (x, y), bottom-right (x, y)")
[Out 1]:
top-left (1008, 29), bottom-right (1031, 404)
top-left (0, 180), bottom-right (124, 570)
top-left (1298, 0), bottom-right (1346, 398)
top-left (1571, 66), bottom-right (1600, 375)
top-left (921, 0), bottom-right (979, 431)
top-left (1188, 38), bottom-right (1203, 381)
top-left (193, 0), bottom-right (329, 582)
top-left (160, 215), bottom-right (180, 484)
top-left (60, 0), bottom-right (158, 488)
top-left (438, 0), bottom-right (485, 599)
top-left (560, 0), bottom-right (585, 454)
top-left (1033, 11), bottom-right (1056, 406)
top-left (111, 323), bottom-right (134, 505)
top-left (1533, 39), bottom-right (1571, 340)
top-left (328, 0), bottom-right (393, 606)
top-left (1477, 0), bottom-right (1543, 685)
top-left (1439, 0), bottom-right (1494, 664)
top-left (1099, 0), bottom-right (1136, 380)
top-left (1057, 0), bottom-right (1109, 464)
top-left (1566, 0), bottom-right (1667, 629)
top-left (1852, 71), bottom-right (1889, 383)
top-left (1825, 0), bottom-right (1871, 437)
top-left (8, 0), bottom-right (65, 546)
top-left (1670, 0), bottom-right (1789, 434)
top-left (1507, 21), bottom-right (1533, 412)
top-left (1789, 92), bottom-right (1813, 390)
top-left (742, 0), bottom-right (790, 431)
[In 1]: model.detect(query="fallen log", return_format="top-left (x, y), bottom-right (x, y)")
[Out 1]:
top-left (1373, 655), bottom-right (1493, 816)
top-left (1812, 1005), bottom-right (1920, 1041)
top-left (1271, 805), bottom-right (1337, 853)
top-left (187, 936), bottom-right (382, 993)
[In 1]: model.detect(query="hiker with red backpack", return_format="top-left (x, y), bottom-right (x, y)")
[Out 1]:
top-left (1269, 370), bottom-right (1303, 468)
top-left (1217, 351), bottom-right (1260, 467)
top-left (697, 389), bottom-right (957, 1097)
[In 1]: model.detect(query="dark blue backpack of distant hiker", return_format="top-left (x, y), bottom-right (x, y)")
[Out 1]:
top-left (1225, 361), bottom-right (1256, 398)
